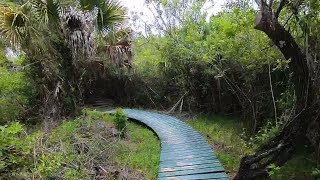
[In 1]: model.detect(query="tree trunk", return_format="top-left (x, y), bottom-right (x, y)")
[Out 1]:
top-left (234, 1), bottom-right (313, 179)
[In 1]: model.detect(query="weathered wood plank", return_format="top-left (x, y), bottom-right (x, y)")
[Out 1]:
top-left (158, 167), bottom-right (225, 177)
top-left (108, 109), bottom-right (229, 179)
top-left (159, 162), bottom-right (222, 172)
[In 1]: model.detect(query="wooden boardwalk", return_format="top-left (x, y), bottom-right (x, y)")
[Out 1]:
top-left (109, 109), bottom-right (229, 180)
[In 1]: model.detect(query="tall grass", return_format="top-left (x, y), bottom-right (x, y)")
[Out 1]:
top-left (186, 115), bottom-right (251, 175)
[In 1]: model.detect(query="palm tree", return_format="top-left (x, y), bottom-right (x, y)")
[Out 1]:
top-left (77, 0), bottom-right (133, 69)
top-left (0, 0), bottom-right (128, 122)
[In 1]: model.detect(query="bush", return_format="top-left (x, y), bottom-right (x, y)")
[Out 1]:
top-left (0, 122), bottom-right (40, 178)
top-left (0, 67), bottom-right (34, 124)
top-left (113, 108), bottom-right (127, 137)
top-left (312, 167), bottom-right (320, 179)
top-left (0, 110), bottom-right (124, 179)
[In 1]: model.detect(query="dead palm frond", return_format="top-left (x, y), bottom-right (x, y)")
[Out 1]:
top-left (103, 28), bottom-right (133, 68)
top-left (59, 6), bottom-right (96, 60)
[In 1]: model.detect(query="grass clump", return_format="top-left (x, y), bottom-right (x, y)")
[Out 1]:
top-left (113, 122), bottom-right (160, 179)
top-left (30, 116), bottom-right (123, 179)
top-left (113, 108), bottom-right (127, 137)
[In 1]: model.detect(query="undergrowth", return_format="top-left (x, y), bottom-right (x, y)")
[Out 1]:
top-left (186, 115), bottom-right (251, 176)
top-left (187, 115), bottom-right (319, 179)
top-left (93, 108), bottom-right (160, 179)
top-left (0, 108), bottom-right (160, 179)
top-left (82, 108), bottom-right (160, 179)
top-left (113, 122), bottom-right (160, 179)
top-left (0, 67), bottom-right (34, 124)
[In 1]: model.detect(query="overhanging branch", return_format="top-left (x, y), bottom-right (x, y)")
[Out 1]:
top-left (275, 0), bottom-right (287, 19)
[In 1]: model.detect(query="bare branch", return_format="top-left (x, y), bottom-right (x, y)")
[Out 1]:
top-left (275, 0), bottom-right (287, 19)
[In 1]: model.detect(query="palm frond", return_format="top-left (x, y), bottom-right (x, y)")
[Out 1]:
top-left (97, 0), bottom-right (126, 31)
top-left (79, 0), bottom-right (99, 11)
top-left (78, 0), bottom-right (126, 31)
top-left (0, 4), bottom-right (27, 49)
top-left (27, 0), bottom-right (60, 27)
top-left (104, 27), bottom-right (130, 45)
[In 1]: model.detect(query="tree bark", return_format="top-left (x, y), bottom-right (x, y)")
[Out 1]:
top-left (234, 0), bottom-right (313, 179)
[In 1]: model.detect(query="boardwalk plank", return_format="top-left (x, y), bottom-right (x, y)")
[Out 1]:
top-left (159, 162), bottom-right (222, 172)
top-left (108, 109), bottom-right (229, 179)
top-left (158, 167), bottom-right (225, 177)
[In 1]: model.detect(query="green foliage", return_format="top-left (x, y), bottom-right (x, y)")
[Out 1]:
top-left (78, 0), bottom-right (125, 31)
top-left (0, 109), bottom-right (140, 179)
top-left (0, 67), bottom-right (34, 124)
top-left (268, 163), bottom-right (281, 178)
top-left (134, 36), bottom-right (163, 77)
top-left (113, 108), bottom-right (127, 137)
top-left (0, 122), bottom-right (40, 178)
top-left (312, 168), bottom-right (320, 179)
top-left (132, 3), bottom-right (286, 120)
top-left (0, 47), bottom-right (31, 125)
top-left (187, 115), bottom-right (252, 173)
top-left (270, 154), bottom-right (318, 179)
top-left (241, 120), bottom-right (286, 148)
top-left (0, 0), bottom-right (128, 121)
top-left (254, 121), bottom-right (284, 146)
top-left (114, 121), bottom-right (160, 179)
top-left (0, 46), bottom-right (10, 67)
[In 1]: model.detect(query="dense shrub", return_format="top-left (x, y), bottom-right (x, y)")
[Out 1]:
top-left (113, 108), bottom-right (127, 137)
top-left (0, 110), bottom-right (127, 179)
top-left (0, 122), bottom-right (40, 178)
top-left (85, 8), bottom-right (291, 133)
top-left (0, 67), bottom-right (35, 124)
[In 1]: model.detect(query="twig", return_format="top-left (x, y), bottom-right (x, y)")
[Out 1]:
top-left (268, 60), bottom-right (277, 122)
top-left (179, 98), bottom-right (184, 114)
top-left (167, 92), bottom-right (188, 114)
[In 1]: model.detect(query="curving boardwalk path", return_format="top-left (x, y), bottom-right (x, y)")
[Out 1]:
top-left (109, 109), bottom-right (229, 180)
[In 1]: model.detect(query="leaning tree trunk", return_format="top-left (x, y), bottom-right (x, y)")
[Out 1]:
top-left (234, 1), bottom-right (314, 179)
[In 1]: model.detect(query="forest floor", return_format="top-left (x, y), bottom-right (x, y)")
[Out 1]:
top-left (17, 109), bottom-right (160, 179)
top-left (32, 107), bottom-right (317, 179)
top-left (83, 108), bottom-right (160, 179)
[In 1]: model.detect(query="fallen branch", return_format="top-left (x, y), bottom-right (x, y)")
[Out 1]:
top-left (167, 91), bottom-right (188, 114)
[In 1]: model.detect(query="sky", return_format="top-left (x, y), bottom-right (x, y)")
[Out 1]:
top-left (120, 0), bottom-right (226, 15)
top-left (120, 0), bottom-right (227, 33)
